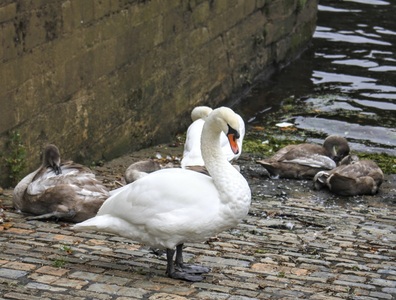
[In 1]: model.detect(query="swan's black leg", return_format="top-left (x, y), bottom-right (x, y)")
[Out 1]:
top-left (166, 248), bottom-right (204, 282)
top-left (175, 244), bottom-right (184, 268)
top-left (175, 244), bottom-right (210, 274)
top-left (166, 248), bottom-right (176, 275)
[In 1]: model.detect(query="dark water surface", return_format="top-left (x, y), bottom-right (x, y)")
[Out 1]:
top-left (235, 0), bottom-right (396, 156)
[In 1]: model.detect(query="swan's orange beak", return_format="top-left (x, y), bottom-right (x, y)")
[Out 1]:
top-left (227, 133), bottom-right (239, 155)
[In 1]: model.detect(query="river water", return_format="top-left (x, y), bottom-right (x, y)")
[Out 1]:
top-left (235, 0), bottom-right (396, 156)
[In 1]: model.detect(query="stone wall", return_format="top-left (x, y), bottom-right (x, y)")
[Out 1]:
top-left (0, 0), bottom-right (318, 186)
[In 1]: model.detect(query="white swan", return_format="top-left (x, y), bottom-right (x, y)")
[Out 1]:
top-left (73, 107), bottom-right (251, 281)
top-left (181, 106), bottom-right (245, 169)
top-left (13, 144), bottom-right (109, 222)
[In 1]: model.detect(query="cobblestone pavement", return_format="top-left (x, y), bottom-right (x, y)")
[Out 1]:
top-left (1, 144), bottom-right (395, 300)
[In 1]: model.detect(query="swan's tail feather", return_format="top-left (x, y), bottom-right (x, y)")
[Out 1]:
top-left (72, 215), bottom-right (120, 231)
top-left (72, 215), bottom-right (136, 239)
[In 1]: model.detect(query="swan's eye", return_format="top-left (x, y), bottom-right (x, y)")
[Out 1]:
top-left (227, 125), bottom-right (240, 139)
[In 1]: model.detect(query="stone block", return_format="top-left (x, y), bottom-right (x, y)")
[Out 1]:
top-left (267, 0), bottom-right (297, 21)
top-left (0, 268), bottom-right (28, 279)
top-left (297, 0), bottom-right (318, 24)
top-left (243, 0), bottom-right (257, 16)
top-left (369, 291), bottom-right (393, 300)
top-left (53, 277), bottom-right (88, 289)
top-left (0, 60), bottom-right (22, 95)
top-left (83, 25), bottom-right (103, 49)
top-left (265, 12), bottom-right (297, 46)
top-left (381, 288), bottom-right (396, 296)
top-left (93, 0), bottom-right (111, 20)
top-left (22, 4), bottom-right (62, 50)
top-left (64, 51), bottom-right (94, 94)
top-left (0, 3), bottom-right (17, 23)
top-left (333, 280), bottom-right (376, 290)
top-left (36, 266), bottom-right (68, 277)
top-left (28, 273), bottom-right (59, 285)
top-left (92, 40), bottom-right (116, 80)
top-left (256, 0), bottom-right (267, 9)
top-left (211, 0), bottom-right (238, 14)
top-left (128, 0), bottom-right (161, 27)
top-left (188, 27), bottom-right (210, 48)
top-left (17, 0), bottom-right (53, 11)
top-left (208, 4), bottom-right (245, 38)
top-left (191, 1), bottom-right (210, 27)
top-left (71, 0), bottom-right (94, 26)
top-left (25, 282), bottom-right (67, 292)
top-left (61, 0), bottom-right (73, 33)
top-left (117, 286), bottom-right (149, 298)
top-left (370, 278), bottom-right (396, 287)
top-left (193, 282), bottom-right (232, 293)
top-left (3, 261), bottom-right (36, 271)
top-left (162, 8), bottom-right (190, 42)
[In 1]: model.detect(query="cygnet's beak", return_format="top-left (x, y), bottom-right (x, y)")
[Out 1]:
top-left (53, 164), bottom-right (62, 175)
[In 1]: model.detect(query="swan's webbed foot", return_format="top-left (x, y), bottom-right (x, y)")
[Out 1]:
top-left (166, 246), bottom-right (209, 282)
top-left (175, 263), bottom-right (210, 274)
top-left (168, 270), bottom-right (204, 282)
top-left (175, 244), bottom-right (209, 274)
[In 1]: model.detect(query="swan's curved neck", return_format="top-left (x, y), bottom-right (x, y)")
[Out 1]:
top-left (200, 119), bottom-right (238, 183)
top-left (200, 115), bottom-right (251, 224)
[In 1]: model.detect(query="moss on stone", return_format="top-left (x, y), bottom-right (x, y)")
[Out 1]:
top-left (356, 152), bottom-right (396, 175)
top-left (243, 135), bottom-right (303, 157)
top-left (297, 0), bottom-right (308, 13)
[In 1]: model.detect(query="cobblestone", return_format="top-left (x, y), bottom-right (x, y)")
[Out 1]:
top-left (1, 146), bottom-right (396, 299)
top-left (0, 268), bottom-right (28, 279)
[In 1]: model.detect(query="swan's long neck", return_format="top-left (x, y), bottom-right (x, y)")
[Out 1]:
top-left (201, 120), bottom-right (232, 181)
top-left (201, 117), bottom-right (250, 212)
top-left (200, 116), bottom-right (251, 226)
